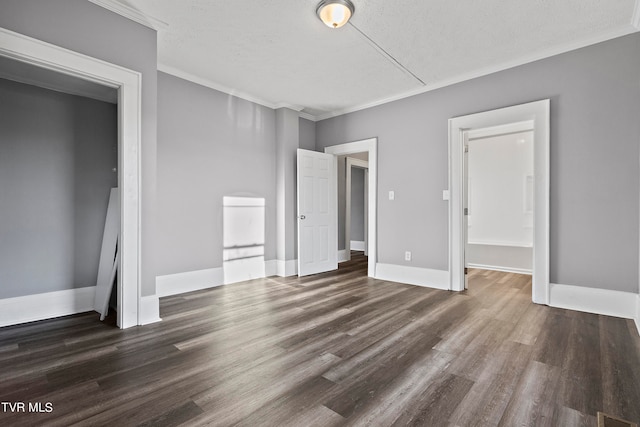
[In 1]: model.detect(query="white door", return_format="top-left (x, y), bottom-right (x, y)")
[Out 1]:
top-left (297, 149), bottom-right (337, 276)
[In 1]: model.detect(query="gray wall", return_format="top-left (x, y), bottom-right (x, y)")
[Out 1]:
top-left (0, 0), bottom-right (159, 297)
top-left (299, 118), bottom-right (316, 151)
top-left (351, 167), bottom-right (365, 242)
top-left (317, 33), bottom-right (640, 293)
top-left (0, 79), bottom-right (117, 299)
top-left (156, 72), bottom-right (277, 276)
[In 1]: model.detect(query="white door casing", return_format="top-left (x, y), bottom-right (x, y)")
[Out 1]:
top-left (0, 28), bottom-right (142, 328)
top-left (297, 149), bottom-right (338, 276)
top-left (325, 138), bottom-right (378, 278)
top-left (448, 99), bottom-right (550, 304)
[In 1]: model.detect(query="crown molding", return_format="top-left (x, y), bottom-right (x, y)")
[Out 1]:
top-left (633, 0), bottom-right (640, 30)
top-left (313, 26), bottom-right (637, 121)
top-left (157, 63), bottom-right (316, 121)
top-left (158, 63), bottom-right (277, 109)
top-left (161, 24), bottom-right (636, 123)
top-left (87, 0), bottom-right (168, 31)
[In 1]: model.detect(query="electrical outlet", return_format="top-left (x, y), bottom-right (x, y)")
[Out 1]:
top-left (389, 191), bottom-right (395, 200)
top-left (405, 251), bottom-right (411, 261)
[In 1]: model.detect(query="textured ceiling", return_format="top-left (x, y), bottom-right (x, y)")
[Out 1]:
top-left (112, 0), bottom-right (638, 119)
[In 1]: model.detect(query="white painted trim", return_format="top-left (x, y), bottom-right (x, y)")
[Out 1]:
top-left (265, 260), bottom-right (278, 277)
top-left (314, 26), bottom-right (636, 121)
top-left (350, 240), bottom-right (366, 251)
top-left (325, 138), bottom-right (378, 278)
top-left (633, 0), bottom-right (640, 30)
top-left (87, 0), bottom-right (168, 30)
top-left (139, 295), bottom-right (161, 325)
top-left (156, 268), bottom-right (224, 297)
top-left (0, 28), bottom-right (142, 329)
top-left (157, 64), bottom-right (315, 121)
top-left (338, 249), bottom-right (349, 263)
top-left (0, 287), bottom-right (96, 328)
top-left (466, 263), bottom-right (532, 275)
top-left (157, 259), bottom-right (282, 297)
top-left (549, 283), bottom-right (637, 321)
top-left (376, 263), bottom-right (449, 290)
top-left (449, 100), bottom-right (550, 305)
top-left (276, 259), bottom-right (298, 277)
top-left (345, 157), bottom-right (369, 262)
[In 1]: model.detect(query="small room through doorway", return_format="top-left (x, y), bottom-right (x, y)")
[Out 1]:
top-left (0, 55), bottom-right (119, 327)
top-left (342, 152), bottom-right (369, 264)
top-left (463, 122), bottom-right (534, 293)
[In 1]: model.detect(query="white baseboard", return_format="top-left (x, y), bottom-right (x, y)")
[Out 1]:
top-left (156, 259), bottom-right (287, 298)
top-left (223, 257), bottom-right (266, 284)
top-left (156, 267), bottom-right (224, 297)
top-left (350, 240), bottom-right (365, 251)
top-left (276, 259), bottom-right (297, 277)
top-left (139, 294), bottom-right (161, 325)
top-left (375, 263), bottom-right (449, 290)
top-left (466, 263), bottom-right (532, 275)
top-left (338, 249), bottom-right (349, 263)
top-left (265, 260), bottom-right (277, 277)
top-left (549, 283), bottom-right (637, 323)
top-left (0, 287), bottom-right (96, 328)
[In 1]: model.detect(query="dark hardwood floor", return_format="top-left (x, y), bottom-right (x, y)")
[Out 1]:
top-left (1, 253), bottom-right (639, 426)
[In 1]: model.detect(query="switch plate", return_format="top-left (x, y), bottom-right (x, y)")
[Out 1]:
top-left (405, 251), bottom-right (411, 261)
top-left (389, 191), bottom-right (395, 200)
top-left (442, 190), bottom-right (450, 201)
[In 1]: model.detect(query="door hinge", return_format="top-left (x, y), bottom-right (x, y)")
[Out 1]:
top-left (464, 208), bottom-right (469, 216)
top-left (464, 145), bottom-right (469, 153)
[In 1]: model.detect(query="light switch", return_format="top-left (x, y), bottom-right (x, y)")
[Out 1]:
top-left (442, 190), bottom-right (450, 201)
top-left (389, 191), bottom-right (395, 201)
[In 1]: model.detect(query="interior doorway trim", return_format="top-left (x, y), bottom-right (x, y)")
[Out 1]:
top-left (0, 28), bottom-right (142, 328)
top-left (325, 138), bottom-right (377, 278)
top-left (345, 157), bottom-right (369, 261)
top-left (448, 100), bottom-right (550, 304)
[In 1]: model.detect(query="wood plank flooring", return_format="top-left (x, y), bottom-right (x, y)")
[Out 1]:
top-left (1, 253), bottom-right (639, 426)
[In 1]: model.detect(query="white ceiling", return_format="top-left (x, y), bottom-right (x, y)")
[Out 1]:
top-left (99, 0), bottom-right (639, 120)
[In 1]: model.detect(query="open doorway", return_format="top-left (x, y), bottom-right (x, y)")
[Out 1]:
top-left (449, 100), bottom-right (550, 305)
top-left (463, 122), bottom-right (534, 291)
top-left (0, 28), bottom-right (143, 328)
top-left (344, 154), bottom-right (369, 261)
top-left (325, 138), bottom-right (377, 278)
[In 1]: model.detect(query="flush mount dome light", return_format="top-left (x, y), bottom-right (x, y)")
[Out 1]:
top-left (316, 0), bottom-right (355, 29)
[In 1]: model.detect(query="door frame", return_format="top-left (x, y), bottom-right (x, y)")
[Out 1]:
top-left (345, 157), bottom-right (369, 260)
top-left (325, 138), bottom-right (377, 278)
top-left (0, 28), bottom-right (142, 328)
top-left (448, 100), bottom-right (550, 304)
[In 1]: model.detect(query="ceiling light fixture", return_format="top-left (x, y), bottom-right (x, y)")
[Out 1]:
top-left (316, 0), bottom-right (355, 29)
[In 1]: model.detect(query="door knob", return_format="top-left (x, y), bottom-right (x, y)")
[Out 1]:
top-left (299, 215), bottom-right (306, 220)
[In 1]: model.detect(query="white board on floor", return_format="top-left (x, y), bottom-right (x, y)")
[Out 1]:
top-left (94, 188), bottom-right (119, 320)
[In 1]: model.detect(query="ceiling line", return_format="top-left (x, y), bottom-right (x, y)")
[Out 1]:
top-left (348, 22), bottom-right (426, 86)
top-left (314, 25), bottom-right (637, 121)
